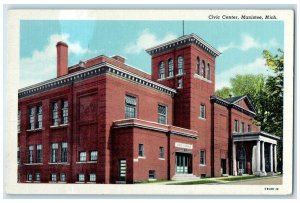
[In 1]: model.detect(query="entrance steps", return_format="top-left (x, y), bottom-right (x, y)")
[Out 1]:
top-left (172, 174), bottom-right (199, 181)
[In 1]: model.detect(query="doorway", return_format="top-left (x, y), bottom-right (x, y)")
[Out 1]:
top-left (175, 152), bottom-right (192, 174)
top-left (221, 159), bottom-right (227, 174)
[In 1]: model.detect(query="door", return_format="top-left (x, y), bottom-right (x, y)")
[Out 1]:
top-left (176, 153), bottom-right (191, 174)
top-left (238, 146), bottom-right (246, 174)
top-left (221, 159), bottom-right (227, 174)
top-left (118, 159), bottom-right (126, 181)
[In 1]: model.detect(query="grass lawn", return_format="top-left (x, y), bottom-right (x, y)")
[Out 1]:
top-left (169, 179), bottom-right (219, 185)
top-left (218, 175), bottom-right (257, 181)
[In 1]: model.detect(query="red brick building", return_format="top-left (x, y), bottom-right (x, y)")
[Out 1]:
top-left (18, 33), bottom-right (280, 184)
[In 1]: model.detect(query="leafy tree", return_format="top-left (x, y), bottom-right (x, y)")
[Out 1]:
top-left (215, 87), bottom-right (232, 98)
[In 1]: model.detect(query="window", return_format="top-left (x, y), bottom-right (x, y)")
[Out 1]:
top-left (18, 110), bottom-right (21, 132)
top-left (62, 100), bottom-right (68, 124)
top-left (158, 105), bottom-right (167, 124)
top-left (79, 152), bottom-right (86, 162)
top-left (17, 146), bottom-right (20, 164)
top-left (200, 104), bottom-right (206, 119)
top-left (168, 59), bottom-right (174, 77)
top-left (159, 147), bottom-right (164, 159)
top-left (61, 142), bottom-right (68, 162)
top-left (36, 105), bottom-right (42, 129)
top-left (60, 173), bottom-right (66, 182)
top-left (207, 63), bottom-right (211, 80)
top-left (178, 78), bottom-right (183, 88)
top-left (241, 122), bottom-right (245, 133)
top-left (158, 61), bottom-right (165, 79)
top-left (202, 60), bottom-right (206, 78)
top-left (234, 120), bottom-right (239, 132)
top-left (51, 143), bottom-right (58, 163)
top-left (78, 174), bottom-right (85, 182)
top-left (196, 57), bottom-right (200, 75)
top-left (28, 145), bottom-right (34, 163)
top-left (89, 174), bottom-right (96, 182)
top-left (248, 124), bottom-right (252, 132)
top-left (51, 173), bottom-right (57, 182)
top-left (200, 150), bottom-right (206, 165)
top-left (29, 107), bottom-right (35, 130)
top-left (36, 144), bottom-right (42, 163)
top-left (27, 173), bottom-right (32, 181)
top-left (149, 170), bottom-right (156, 180)
top-left (138, 144), bottom-right (144, 157)
top-left (177, 56), bottom-right (184, 75)
top-left (35, 173), bottom-right (41, 181)
top-left (90, 151), bottom-right (98, 161)
top-left (125, 95), bottom-right (137, 119)
top-left (52, 102), bottom-right (59, 126)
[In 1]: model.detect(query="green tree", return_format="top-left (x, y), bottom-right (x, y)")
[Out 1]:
top-left (215, 87), bottom-right (232, 98)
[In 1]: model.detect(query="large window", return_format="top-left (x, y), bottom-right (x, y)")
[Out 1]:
top-left (78, 174), bottom-right (85, 182)
top-left (28, 145), bottom-right (34, 163)
top-left (62, 101), bottom-right (68, 124)
top-left (61, 142), bottom-right (68, 162)
top-left (207, 63), bottom-right (211, 80)
top-left (200, 150), bottom-right (206, 165)
top-left (52, 102), bottom-right (59, 126)
top-left (79, 152), bottom-right (86, 162)
top-left (138, 144), bottom-right (144, 157)
top-left (89, 174), bottom-right (96, 182)
top-left (168, 59), bottom-right (174, 77)
top-left (159, 147), bottom-right (164, 159)
top-left (177, 56), bottom-right (184, 75)
top-left (158, 61), bottom-right (165, 79)
top-left (158, 105), bottom-right (167, 124)
top-left (200, 104), bottom-right (206, 119)
top-left (234, 120), bottom-right (239, 132)
top-left (29, 107), bottom-right (35, 130)
top-left (90, 151), bottom-right (98, 161)
top-left (196, 57), bottom-right (200, 75)
top-left (36, 105), bottom-right (42, 129)
top-left (36, 144), bottom-right (42, 163)
top-left (51, 143), bottom-right (58, 163)
top-left (202, 60), bottom-right (206, 78)
top-left (125, 95), bottom-right (137, 119)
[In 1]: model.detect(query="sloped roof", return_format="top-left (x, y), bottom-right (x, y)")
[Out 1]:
top-left (224, 96), bottom-right (244, 103)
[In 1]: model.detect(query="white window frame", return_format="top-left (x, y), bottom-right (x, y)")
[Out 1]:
top-left (27, 173), bottom-right (32, 181)
top-left (36, 105), bottom-right (42, 129)
top-left (60, 173), bottom-right (66, 182)
top-left (200, 150), bottom-right (206, 165)
top-left (125, 95), bottom-right (137, 119)
top-left (52, 102), bottom-right (59, 126)
top-left (138, 144), bottom-right (144, 157)
top-left (89, 174), bottom-right (96, 182)
top-left (158, 104), bottom-right (167, 124)
top-left (79, 152), bottom-right (86, 162)
top-left (28, 145), bottom-right (34, 163)
top-left (51, 143), bottom-right (58, 163)
top-left (62, 100), bottom-right (68, 124)
top-left (159, 147), bottom-right (164, 159)
top-left (36, 144), bottom-right (42, 163)
top-left (168, 58), bottom-right (174, 77)
top-left (90, 151), bottom-right (98, 161)
top-left (199, 104), bottom-right (206, 119)
top-left (61, 142), bottom-right (68, 162)
top-left (35, 173), bottom-right (41, 182)
top-left (51, 173), bottom-right (57, 182)
top-left (158, 61), bottom-right (165, 79)
top-left (78, 174), bottom-right (85, 182)
top-left (177, 56), bottom-right (184, 75)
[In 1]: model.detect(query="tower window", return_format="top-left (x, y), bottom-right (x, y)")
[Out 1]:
top-left (138, 144), bottom-right (144, 157)
top-left (207, 63), bottom-right (211, 80)
top-left (62, 100), bottom-right (68, 124)
top-left (36, 105), bottom-right (42, 129)
top-left (202, 60), bottom-right (206, 78)
top-left (158, 105), bottom-right (167, 124)
top-left (29, 107), bottom-right (35, 130)
top-left (196, 57), bottom-right (200, 75)
top-left (168, 59), bottom-right (174, 77)
top-left (52, 102), bottom-right (59, 126)
top-left (200, 104), bottom-right (206, 119)
top-left (177, 56), bottom-right (184, 75)
top-left (158, 61), bottom-right (165, 79)
top-left (125, 95), bottom-right (137, 119)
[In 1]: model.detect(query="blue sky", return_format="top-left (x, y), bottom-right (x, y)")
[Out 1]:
top-left (20, 20), bottom-right (283, 90)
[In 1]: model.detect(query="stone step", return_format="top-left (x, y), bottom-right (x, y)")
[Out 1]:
top-left (172, 174), bottom-right (199, 181)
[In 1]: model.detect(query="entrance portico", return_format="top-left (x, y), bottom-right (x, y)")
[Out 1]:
top-left (232, 131), bottom-right (280, 176)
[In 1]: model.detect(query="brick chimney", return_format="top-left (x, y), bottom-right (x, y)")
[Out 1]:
top-left (56, 41), bottom-right (68, 77)
top-left (112, 55), bottom-right (126, 63)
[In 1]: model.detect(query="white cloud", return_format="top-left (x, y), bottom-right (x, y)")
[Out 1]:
top-left (125, 29), bottom-right (177, 54)
top-left (215, 57), bottom-right (274, 90)
top-left (20, 33), bottom-right (89, 88)
top-left (217, 34), bottom-right (279, 53)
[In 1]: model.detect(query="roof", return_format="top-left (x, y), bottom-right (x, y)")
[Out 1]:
top-left (145, 33), bottom-right (221, 57)
top-left (223, 96), bottom-right (244, 103)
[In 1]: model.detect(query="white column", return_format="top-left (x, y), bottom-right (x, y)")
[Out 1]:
top-left (270, 144), bottom-right (273, 173)
top-left (261, 141), bottom-right (265, 173)
top-left (232, 142), bottom-right (237, 176)
top-left (274, 144), bottom-right (277, 173)
top-left (256, 140), bottom-right (261, 173)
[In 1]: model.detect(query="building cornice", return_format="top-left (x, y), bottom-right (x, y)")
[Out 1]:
top-left (18, 62), bottom-right (177, 99)
top-left (232, 131), bottom-right (281, 141)
top-left (146, 33), bottom-right (221, 57)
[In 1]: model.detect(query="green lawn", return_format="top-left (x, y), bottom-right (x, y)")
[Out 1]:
top-left (169, 179), bottom-right (218, 185)
top-left (218, 175), bottom-right (257, 181)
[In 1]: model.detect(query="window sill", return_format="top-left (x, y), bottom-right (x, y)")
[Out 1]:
top-left (176, 73), bottom-right (184, 77)
top-left (148, 179), bottom-right (157, 181)
top-left (199, 164), bottom-right (206, 167)
top-left (49, 181), bottom-right (58, 183)
top-left (50, 124), bottom-right (68, 129)
top-left (57, 181), bottom-right (67, 184)
top-left (33, 181), bottom-right (41, 183)
top-left (75, 181), bottom-right (85, 184)
top-left (157, 76), bottom-right (174, 81)
top-left (76, 161), bottom-right (97, 164)
top-left (193, 74), bottom-right (212, 83)
top-left (198, 117), bottom-right (206, 120)
top-left (86, 182), bottom-right (96, 184)
top-left (48, 162), bottom-right (70, 165)
top-left (25, 181), bottom-right (33, 183)
top-left (158, 158), bottom-right (165, 160)
top-left (138, 156), bottom-right (146, 159)
top-left (25, 163), bottom-right (43, 166)
top-left (26, 128), bottom-right (42, 132)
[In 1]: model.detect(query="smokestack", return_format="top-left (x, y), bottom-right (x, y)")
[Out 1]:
top-left (56, 41), bottom-right (68, 77)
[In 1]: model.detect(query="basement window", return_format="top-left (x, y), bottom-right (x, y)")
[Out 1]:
top-left (149, 170), bottom-right (156, 180)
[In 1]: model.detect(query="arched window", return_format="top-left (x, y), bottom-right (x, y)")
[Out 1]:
top-left (207, 63), bottom-right (211, 80)
top-left (202, 60), bottom-right (206, 78)
top-left (168, 59), bottom-right (174, 77)
top-left (196, 57), bottom-right (200, 75)
top-left (177, 56), bottom-right (184, 75)
top-left (158, 61), bottom-right (165, 79)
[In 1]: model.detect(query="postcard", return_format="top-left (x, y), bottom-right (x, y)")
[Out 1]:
top-left (5, 9), bottom-right (294, 195)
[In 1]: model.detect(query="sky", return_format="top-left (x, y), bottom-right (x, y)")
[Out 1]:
top-left (20, 20), bottom-right (283, 90)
